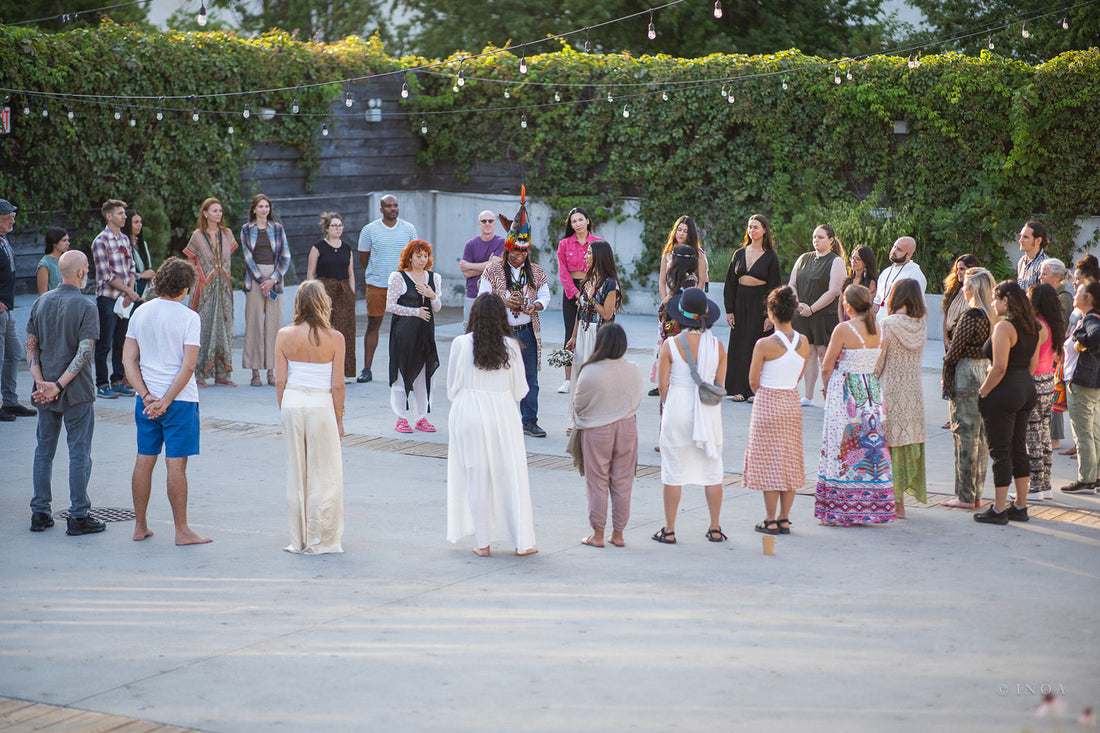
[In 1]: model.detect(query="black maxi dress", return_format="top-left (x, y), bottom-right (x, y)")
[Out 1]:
top-left (389, 270), bottom-right (440, 408)
top-left (724, 248), bottom-right (782, 398)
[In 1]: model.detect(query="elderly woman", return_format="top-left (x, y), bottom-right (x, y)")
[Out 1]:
top-left (447, 294), bottom-right (537, 557)
top-left (789, 224), bottom-right (847, 406)
top-left (876, 279), bottom-right (928, 518)
top-left (571, 322), bottom-right (642, 548)
top-left (387, 239), bottom-right (442, 433)
top-left (1040, 258), bottom-right (1072, 450)
top-left (942, 268), bottom-right (996, 509)
top-left (184, 197), bottom-right (238, 387)
top-left (274, 280), bottom-right (346, 554)
top-left (653, 287), bottom-right (728, 544)
top-left (241, 194), bottom-right (290, 387)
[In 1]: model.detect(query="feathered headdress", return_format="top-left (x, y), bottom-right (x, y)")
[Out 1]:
top-left (499, 185), bottom-right (531, 251)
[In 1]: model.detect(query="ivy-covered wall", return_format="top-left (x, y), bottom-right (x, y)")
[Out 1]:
top-left (1, 24), bottom-right (1098, 291)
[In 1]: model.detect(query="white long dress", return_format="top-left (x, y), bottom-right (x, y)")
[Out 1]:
top-left (446, 333), bottom-right (536, 549)
top-left (659, 329), bottom-right (724, 485)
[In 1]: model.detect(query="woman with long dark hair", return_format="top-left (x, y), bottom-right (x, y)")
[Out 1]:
top-left (556, 207), bottom-right (603, 393)
top-left (386, 239), bottom-right (442, 434)
top-left (1025, 283), bottom-right (1064, 501)
top-left (789, 224), bottom-right (847, 406)
top-left (566, 240), bottom-right (621, 369)
top-left (446, 294), bottom-right (538, 557)
top-left (838, 246), bottom-right (878, 323)
top-left (723, 214), bottom-right (781, 402)
top-left (242, 194), bottom-right (291, 387)
top-left (942, 254), bottom-right (981, 346)
top-left (659, 215), bottom-right (708, 302)
top-left (974, 282), bottom-right (1040, 524)
top-left (570, 322), bottom-right (643, 548)
top-left (36, 227), bottom-right (70, 295)
top-left (274, 280), bottom-right (346, 554)
top-left (815, 284), bottom-right (895, 526)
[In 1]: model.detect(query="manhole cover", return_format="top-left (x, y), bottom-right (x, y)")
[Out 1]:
top-left (56, 507), bottom-right (136, 522)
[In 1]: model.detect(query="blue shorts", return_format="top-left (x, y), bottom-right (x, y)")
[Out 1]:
top-left (135, 399), bottom-right (200, 458)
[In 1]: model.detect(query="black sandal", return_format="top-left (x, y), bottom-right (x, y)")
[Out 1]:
top-left (651, 527), bottom-right (676, 544)
top-left (777, 519), bottom-right (792, 535)
top-left (705, 527), bottom-right (728, 542)
top-left (754, 520), bottom-right (779, 535)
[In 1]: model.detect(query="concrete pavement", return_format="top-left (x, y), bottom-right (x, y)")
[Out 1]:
top-left (1, 296), bottom-right (1098, 732)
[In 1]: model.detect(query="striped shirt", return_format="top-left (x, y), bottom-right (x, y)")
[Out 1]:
top-left (357, 218), bottom-right (417, 289)
top-left (91, 227), bottom-right (135, 298)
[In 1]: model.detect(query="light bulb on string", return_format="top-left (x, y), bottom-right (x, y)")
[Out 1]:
top-left (520, 54), bottom-right (527, 74)
top-left (192, 107), bottom-right (199, 122)
top-left (197, 1), bottom-right (207, 26)
top-left (228, 122), bottom-right (234, 134)
top-left (400, 80), bottom-right (409, 99)
top-left (41, 106), bottom-right (48, 118)
top-left (453, 83), bottom-right (460, 93)
top-left (607, 89), bottom-right (613, 103)
top-left (243, 103), bottom-right (250, 119)
top-left (1062, 17), bottom-right (1069, 30)
top-left (987, 35), bottom-right (994, 50)
top-left (846, 68), bottom-right (853, 80)
top-left (344, 90), bottom-right (353, 108)
top-left (622, 104), bottom-right (630, 118)
top-left (129, 113), bottom-right (136, 127)
top-left (292, 90), bottom-right (300, 113)
top-left (321, 122), bottom-right (329, 137)
top-left (554, 90), bottom-right (561, 102)
top-left (721, 84), bottom-right (727, 98)
top-left (114, 107), bottom-right (122, 120)
top-left (1021, 23), bottom-right (1030, 39)
top-left (457, 68), bottom-right (465, 87)
top-left (420, 118), bottom-right (428, 135)
top-left (504, 88), bottom-right (511, 99)
top-left (781, 78), bottom-right (788, 91)
top-left (662, 91), bottom-right (669, 101)
top-left (584, 30), bottom-right (591, 54)
top-left (713, 1), bottom-right (723, 19)
top-left (521, 114), bottom-right (528, 129)
top-left (67, 106), bottom-right (74, 121)
top-left (647, 13), bottom-right (656, 41)
top-left (155, 107), bottom-right (163, 121)
top-left (22, 102), bottom-right (30, 115)
top-left (727, 90), bottom-right (735, 103)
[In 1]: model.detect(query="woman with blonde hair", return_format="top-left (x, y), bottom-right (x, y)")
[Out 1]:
top-left (307, 212), bottom-right (356, 381)
top-left (241, 194), bottom-right (290, 387)
top-left (942, 267), bottom-right (996, 508)
top-left (386, 239), bottom-right (442, 433)
top-left (789, 224), bottom-right (847, 406)
top-left (184, 197), bottom-right (239, 387)
top-left (274, 280), bottom-right (346, 554)
top-left (814, 284), bottom-right (895, 526)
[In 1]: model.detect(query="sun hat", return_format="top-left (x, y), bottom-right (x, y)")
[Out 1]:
top-left (666, 286), bottom-right (720, 329)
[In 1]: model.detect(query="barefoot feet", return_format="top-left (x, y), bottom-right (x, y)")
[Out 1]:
top-left (175, 528), bottom-right (213, 546)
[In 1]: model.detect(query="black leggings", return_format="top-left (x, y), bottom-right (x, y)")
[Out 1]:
top-left (979, 368), bottom-right (1038, 487)
top-left (562, 278), bottom-right (583, 345)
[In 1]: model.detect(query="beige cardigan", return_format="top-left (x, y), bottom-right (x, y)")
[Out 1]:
top-left (570, 357), bottom-right (644, 429)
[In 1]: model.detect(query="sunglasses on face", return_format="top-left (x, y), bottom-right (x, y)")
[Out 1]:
top-left (480, 219), bottom-right (494, 223)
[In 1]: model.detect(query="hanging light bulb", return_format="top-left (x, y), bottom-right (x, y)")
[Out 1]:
top-left (607, 89), bottom-right (613, 103)
top-left (129, 113), bottom-right (136, 127)
top-left (584, 30), bottom-right (591, 53)
top-left (622, 104), bottom-right (630, 118)
top-left (661, 91), bottom-right (669, 101)
top-left (988, 35), bottom-right (995, 50)
top-left (1021, 23), bottom-right (1030, 39)
top-left (727, 90), bottom-right (735, 103)
top-left (721, 84), bottom-right (727, 98)
top-left (321, 122), bottom-right (329, 137)
top-left (400, 80), bottom-right (409, 99)
top-left (520, 54), bottom-right (527, 74)
top-left (647, 14), bottom-right (656, 41)
top-left (67, 105), bottom-right (74, 121)
top-left (457, 68), bottom-right (465, 87)
top-left (846, 68), bottom-right (853, 81)
top-left (155, 107), bottom-right (163, 121)
top-left (292, 90), bottom-right (300, 114)
top-left (344, 90), bottom-right (353, 107)
top-left (420, 118), bottom-right (428, 135)
top-left (114, 106), bottom-right (122, 120)
top-left (504, 88), bottom-right (511, 99)
top-left (781, 78), bottom-right (788, 91)
top-left (834, 69), bottom-right (842, 84)
top-left (41, 106), bottom-right (48, 118)
top-left (197, 1), bottom-right (207, 26)
top-left (192, 107), bottom-right (199, 122)
top-left (228, 122), bottom-right (234, 134)
top-left (243, 103), bottom-right (251, 119)
top-left (713, 1), bottom-right (723, 19)
top-left (554, 90), bottom-right (561, 102)
top-left (453, 83), bottom-right (460, 93)
top-left (521, 113), bottom-right (528, 129)
top-left (1061, 17), bottom-right (1069, 30)
top-left (22, 102), bottom-right (30, 115)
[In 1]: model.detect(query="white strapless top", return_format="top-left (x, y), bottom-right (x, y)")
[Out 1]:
top-left (287, 360), bottom-right (332, 389)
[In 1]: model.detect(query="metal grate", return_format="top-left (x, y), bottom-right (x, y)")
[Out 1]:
top-left (56, 507), bottom-right (136, 522)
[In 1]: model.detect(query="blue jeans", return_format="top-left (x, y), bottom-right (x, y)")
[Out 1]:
top-left (0, 309), bottom-right (24, 407)
top-left (95, 296), bottom-right (124, 388)
top-left (31, 401), bottom-right (95, 517)
top-left (515, 325), bottom-right (539, 425)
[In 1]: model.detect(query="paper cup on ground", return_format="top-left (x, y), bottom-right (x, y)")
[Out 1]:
top-left (762, 535), bottom-right (775, 555)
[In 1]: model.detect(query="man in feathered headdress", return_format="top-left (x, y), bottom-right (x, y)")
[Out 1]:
top-left (478, 187), bottom-right (550, 437)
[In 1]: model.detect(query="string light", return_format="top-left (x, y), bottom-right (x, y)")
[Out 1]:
top-left (846, 68), bottom-right (853, 80)
top-left (554, 91), bottom-right (560, 102)
top-left (197, 1), bottom-right (207, 27)
top-left (243, 103), bottom-right (251, 119)
top-left (503, 88), bottom-right (511, 99)
top-left (67, 105), bottom-right (74, 120)
top-left (727, 89), bottom-right (734, 103)
top-left (192, 107), bottom-right (199, 122)
top-left (583, 29), bottom-right (591, 53)
top-left (781, 77), bottom-right (788, 91)
top-left (661, 91), bottom-right (669, 101)
top-left (622, 104), bottom-right (630, 118)
top-left (834, 69), bottom-right (842, 84)
top-left (114, 106), bottom-right (122, 120)
top-left (420, 117), bottom-right (428, 135)
top-left (519, 54), bottom-right (527, 74)
top-left (344, 90), bottom-right (353, 107)
top-left (227, 118), bottom-right (234, 134)
top-left (647, 13), bottom-right (656, 41)
top-left (129, 112), bottom-right (136, 127)
top-left (400, 78), bottom-right (409, 99)
top-left (607, 89), bottom-right (613, 103)
top-left (41, 106), bottom-right (48, 118)
top-left (713, 1), bottom-right (723, 19)
top-left (1021, 23), bottom-right (1030, 38)
top-left (721, 84), bottom-right (727, 97)
top-left (321, 122), bottom-right (329, 136)
top-left (22, 101), bottom-right (30, 115)
top-left (521, 113), bottom-right (528, 129)
top-left (292, 90), bottom-right (300, 113)
top-left (457, 68), bottom-right (465, 87)
top-left (1061, 17), bottom-right (1069, 29)
top-left (452, 83), bottom-right (460, 93)
top-left (156, 107), bottom-right (163, 121)
top-left (988, 35), bottom-right (995, 50)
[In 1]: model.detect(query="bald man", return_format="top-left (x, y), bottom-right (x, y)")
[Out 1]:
top-left (25, 250), bottom-right (106, 535)
top-left (357, 194), bottom-right (417, 383)
top-left (875, 236), bottom-right (927, 321)
top-left (459, 209), bottom-right (506, 324)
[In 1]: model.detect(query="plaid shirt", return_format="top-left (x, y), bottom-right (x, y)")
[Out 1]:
top-left (91, 227), bottom-right (135, 298)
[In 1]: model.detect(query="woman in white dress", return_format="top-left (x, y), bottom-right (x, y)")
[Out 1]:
top-left (274, 281), bottom-right (346, 554)
top-left (447, 293), bottom-right (538, 557)
top-left (654, 287), bottom-right (728, 544)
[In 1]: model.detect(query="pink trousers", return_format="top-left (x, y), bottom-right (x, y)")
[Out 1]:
top-left (581, 416), bottom-right (638, 531)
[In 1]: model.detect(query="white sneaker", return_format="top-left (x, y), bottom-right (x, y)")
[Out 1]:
top-left (1027, 492), bottom-right (1044, 502)
top-left (557, 380), bottom-right (571, 394)
top-left (1042, 489), bottom-right (1054, 500)
top-left (800, 397), bottom-right (813, 407)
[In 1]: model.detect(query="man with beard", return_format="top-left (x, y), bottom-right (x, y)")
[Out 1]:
top-left (875, 236), bottom-right (927, 321)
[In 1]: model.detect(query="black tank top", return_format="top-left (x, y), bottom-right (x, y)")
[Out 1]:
top-left (983, 319), bottom-right (1038, 369)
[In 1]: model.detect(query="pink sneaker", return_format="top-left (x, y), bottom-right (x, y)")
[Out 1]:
top-left (415, 418), bottom-right (436, 432)
top-left (395, 418), bottom-right (413, 433)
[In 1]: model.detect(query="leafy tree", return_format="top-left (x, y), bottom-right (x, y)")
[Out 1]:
top-left (907, 0), bottom-right (1100, 62)
top-left (391, 0), bottom-right (903, 59)
top-left (200, 0), bottom-right (387, 42)
top-left (0, 0), bottom-right (149, 31)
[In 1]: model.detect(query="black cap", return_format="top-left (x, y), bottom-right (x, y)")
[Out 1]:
top-left (0, 199), bottom-right (16, 215)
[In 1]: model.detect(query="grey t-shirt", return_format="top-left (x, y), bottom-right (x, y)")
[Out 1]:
top-left (25, 284), bottom-right (99, 411)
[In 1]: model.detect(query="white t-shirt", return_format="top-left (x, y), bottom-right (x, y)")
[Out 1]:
top-left (357, 218), bottom-right (417, 288)
top-left (875, 261), bottom-right (927, 321)
top-left (126, 298), bottom-right (202, 403)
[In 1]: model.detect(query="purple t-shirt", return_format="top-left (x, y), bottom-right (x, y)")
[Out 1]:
top-left (462, 235), bottom-right (507, 297)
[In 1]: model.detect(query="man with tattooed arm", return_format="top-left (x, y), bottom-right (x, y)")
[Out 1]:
top-left (25, 250), bottom-right (106, 535)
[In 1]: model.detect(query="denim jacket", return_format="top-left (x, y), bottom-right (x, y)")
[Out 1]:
top-left (1071, 312), bottom-right (1100, 389)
